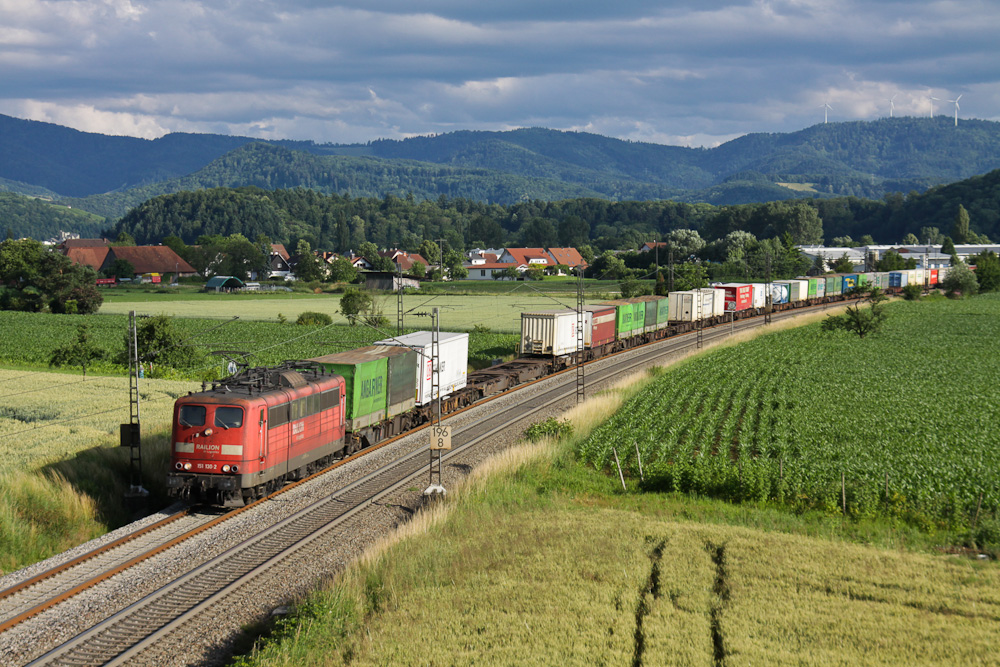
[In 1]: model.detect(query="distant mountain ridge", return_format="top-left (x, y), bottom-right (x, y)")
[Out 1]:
top-left (3, 113), bottom-right (1000, 218)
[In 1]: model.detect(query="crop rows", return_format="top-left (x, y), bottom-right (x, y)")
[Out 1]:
top-left (579, 295), bottom-right (1000, 524)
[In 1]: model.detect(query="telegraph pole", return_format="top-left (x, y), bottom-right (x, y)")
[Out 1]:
top-left (576, 266), bottom-right (585, 404)
top-left (396, 262), bottom-right (404, 336)
top-left (696, 290), bottom-right (704, 349)
top-left (668, 246), bottom-right (675, 293)
top-left (764, 253), bottom-right (773, 325)
top-left (122, 311), bottom-right (148, 501)
top-left (425, 307), bottom-right (447, 496)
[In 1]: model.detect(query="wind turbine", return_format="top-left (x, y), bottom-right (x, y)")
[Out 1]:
top-left (820, 102), bottom-right (833, 124)
top-left (887, 93), bottom-right (897, 118)
top-left (947, 94), bottom-right (962, 126)
top-left (927, 93), bottom-right (940, 118)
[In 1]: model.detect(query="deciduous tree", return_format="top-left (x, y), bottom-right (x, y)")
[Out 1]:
top-left (941, 260), bottom-right (978, 297)
top-left (821, 286), bottom-right (888, 338)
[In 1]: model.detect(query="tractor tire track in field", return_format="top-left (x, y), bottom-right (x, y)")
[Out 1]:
top-left (631, 536), bottom-right (667, 667)
top-left (707, 542), bottom-right (731, 666)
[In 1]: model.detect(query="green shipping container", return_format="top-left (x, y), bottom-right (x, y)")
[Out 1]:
top-left (382, 346), bottom-right (418, 417)
top-left (656, 295), bottom-right (670, 326)
top-left (632, 295), bottom-right (668, 330)
top-left (601, 299), bottom-right (639, 337)
top-left (806, 278), bottom-right (818, 298)
top-left (825, 275), bottom-right (842, 295)
top-left (309, 348), bottom-right (390, 429)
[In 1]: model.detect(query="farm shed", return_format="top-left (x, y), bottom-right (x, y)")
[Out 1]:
top-left (364, 272), bottom-right (421, 291)
top-left (204, 276), bottom-right (245, 292)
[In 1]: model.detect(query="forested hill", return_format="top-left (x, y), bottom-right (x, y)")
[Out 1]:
top-left (0, 192), bottom-right (108, 240)
top-left (352, 119), bottom-right (1000, 198)
top-left (61, 143), bottom-right (608, 219)
top-left (110, 167), bottom-right (1000, 251)
top-left (4, 113), bottom-right (1000, 215)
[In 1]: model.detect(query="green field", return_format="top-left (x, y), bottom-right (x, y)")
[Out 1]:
top-left (579, 294), bottom-right (1000, 528)
top-left (97, 288), bottom-right (606, 333)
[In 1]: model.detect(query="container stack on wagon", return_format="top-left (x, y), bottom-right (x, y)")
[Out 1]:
top-left (774, 279), bottom-right (809, 304)
top-left (309, 346), bottom-right (417, 430)
top-left (375, 331), bottom-right (469, 404)
top-left (519, 309), bottom-right (590, 356)
top-left (713, 283), bottom-right (753, 313)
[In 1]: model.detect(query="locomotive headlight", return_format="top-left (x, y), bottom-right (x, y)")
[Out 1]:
top-left (183, 462), bottom-right (192, 471)
top-left (203, 428), bottom-right (213, 436)
top-left (231, 465), bottom-right (239, 473)
top-left (175, 462), bottom-right (183, 470)
top-left (222, 465), bottom-right (231, 473)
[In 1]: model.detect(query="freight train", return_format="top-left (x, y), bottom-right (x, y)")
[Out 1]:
top-left (167, 270), bottom-right (932, 505)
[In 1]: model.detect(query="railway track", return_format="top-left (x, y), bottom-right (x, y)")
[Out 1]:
top-left (3, 304), bottom-right (824, 665)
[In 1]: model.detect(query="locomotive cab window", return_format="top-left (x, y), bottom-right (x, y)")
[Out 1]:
top-left (178, 405), bottom-right (206, 427)
top-left (214, 406), bottom-right (244, 429)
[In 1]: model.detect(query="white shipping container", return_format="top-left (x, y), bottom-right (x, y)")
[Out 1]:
top-left (520, 309), bottom-right (592, 356)
top-left (694, 288), bottom-right (726, 318)
top-left (750, 283), bottom-right (767, 309)
top-left (374, 331), bottom-right (469, 405)
top-left (668, 291), bottom-right (696, 322)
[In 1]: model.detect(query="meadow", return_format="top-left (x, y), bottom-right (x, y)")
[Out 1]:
top-left (0, 370), bottom-right (194, 471)
top-left (579, 294), bottom-right (1000, 530)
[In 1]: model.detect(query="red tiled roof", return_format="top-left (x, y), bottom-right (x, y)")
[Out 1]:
top-left (503, 248), bottom-right (553, 266)
top-left (58, 238), bottom-right (109, 252)
top-left (101, 246), bottom-right (195, 274)
top-left (66, 247), bottom-right (110, 270)
top-left (394, 253), bottom-right (429, 271)
top-left (271, 244), bottom-right (290, 260)
top-left (547, 247), bottom-right (587, 267)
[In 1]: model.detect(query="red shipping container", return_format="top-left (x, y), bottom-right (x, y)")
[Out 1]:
top-left (715, 283), bottom-right (753, 312)
top-left (584, 305), bottom-right (616, 348)
top-left (929, 269), bottom-right (938, 286)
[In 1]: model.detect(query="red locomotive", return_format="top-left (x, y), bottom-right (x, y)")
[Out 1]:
top-left (167, 362), bottom-right (346, 506)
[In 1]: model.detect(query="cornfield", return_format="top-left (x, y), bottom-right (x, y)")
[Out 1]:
top-left (579, 295), bottom-right (1000, 525)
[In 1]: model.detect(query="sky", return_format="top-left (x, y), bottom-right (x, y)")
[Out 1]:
top-left (2, 0), bottom-right (998, 147)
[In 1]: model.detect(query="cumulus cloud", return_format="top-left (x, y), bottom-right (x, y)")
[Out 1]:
top-left (0, 0), bottom-right (997, 146)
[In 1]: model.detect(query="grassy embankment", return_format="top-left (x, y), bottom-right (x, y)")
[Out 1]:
top-left (229, 296), bottom-right (1000, 666)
